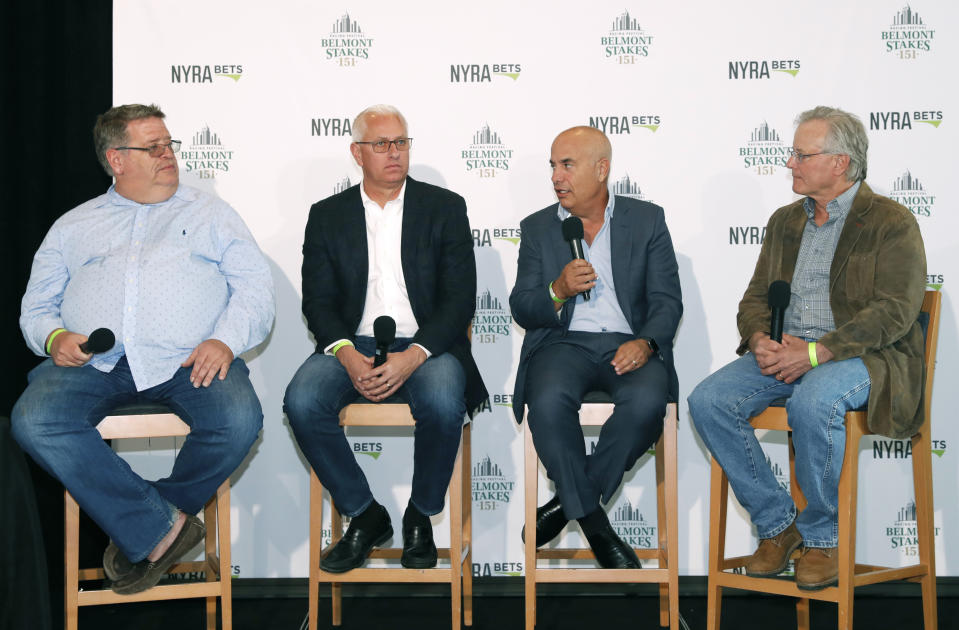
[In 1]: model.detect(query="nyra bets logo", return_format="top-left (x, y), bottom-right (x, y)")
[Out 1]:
top-left (472, 226), bottom-right (521, 247)
top-left (170, 64), bottom-right (243, 84)
top-left (181, 126), bottom-right (234, 180)
top-left (323, 13), bottom-right (373, 66)
top-left (472, 454), bottom-right (515, 511)
top-left (882, 5), bottom-right (935, 59)
top-left (589, 114), bottom-right (660, 134)
top-left (888, 170), bottom-right (935, 218)
top-left (610, 499), bottom-right (656, 549)
top-left (472, 289), bottom-right (512, 344)
top-left (462, 124), bottom-right (513, 178)
top-left (601, 10), bottom-right (653, 64)
top-left (450, 63), bottom-right (521, 82)
top-left (739, 121), bottom-right (789, 175)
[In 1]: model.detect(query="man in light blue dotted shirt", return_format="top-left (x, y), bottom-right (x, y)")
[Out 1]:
top-left (12, 104), bottom-right (275, 595)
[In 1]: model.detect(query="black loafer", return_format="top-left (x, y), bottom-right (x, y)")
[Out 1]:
top-left (321, 504), bottom-right (393, 574)
top-left (401, 505), bottom-right (437, 569)
top-left (103, 540), bottom-right (134, 581)
top-left (521, 495), bottom-right (569, 547)
top-left (110, 514), bottom-right (206, 594)
top-left (585, 523), bottom-right (642, 569)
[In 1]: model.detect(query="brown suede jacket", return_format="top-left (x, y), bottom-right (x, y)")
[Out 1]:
top-left (736, 182), bottom-right (927, 439)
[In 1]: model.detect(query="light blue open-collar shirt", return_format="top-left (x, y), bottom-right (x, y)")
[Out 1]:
top-left (556, 193), bottom-right (633, 335)
top-left (20, 184), bottom-right (275, 391)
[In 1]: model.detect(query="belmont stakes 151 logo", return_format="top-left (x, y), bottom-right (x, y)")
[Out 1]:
top-left (333, 176), bottom-right (352, 194)
top-left (601, 10), bottom-right (653, 64)
top-left (610, 499), bottom-right (656, 549)
top-left (739, 121), bottom-right (789, 175)
top-left (473, 289), bottom-right (512, 344)
top-left (882, 5), bottom-right (935, 59)
top-left (462, 124), bottom-right (513, 178)
top-left (170, 64), bottom-right (243, 84)
top-left (323, 13), bottom-right (373, 67)
top-left (589, 114), bottom-right (660, 134)
top-left (181, 126), bottom-right (234, 180)
top-left (613, 174), bottom-right (650, 202)
top-left (885, 501), bottom-right (941, 554)
top-left (888, 170), bottom-right (935, 218)
top-left (472, 454), bottom-right (515, 511)
top-left (766, 455), bottom-right (789, 491)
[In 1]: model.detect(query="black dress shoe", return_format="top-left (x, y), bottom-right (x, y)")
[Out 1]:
top-left (401, 505), bottom-right (437, 569)
top-left (585, 523), bottom-right (642, 569)
top-left (321, 504), bottom-right (393, 574)
top-left (521, 495), bottom-right (569, 547)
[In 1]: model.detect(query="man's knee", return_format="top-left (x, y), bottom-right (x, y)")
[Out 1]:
top-left (283, 354), bottom-right (348, 425)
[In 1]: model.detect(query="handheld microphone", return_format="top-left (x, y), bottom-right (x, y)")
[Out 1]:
top-left (768, 281), bottom-right (791, 343)
top-left (373, 316), bottom-right (396, 367)
top-left (79, 328), bottom-right (115, 354)
top-left (561, 216), bottom-right (590, 301)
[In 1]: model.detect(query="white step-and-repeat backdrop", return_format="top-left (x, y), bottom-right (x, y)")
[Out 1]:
top-left (112, 0), bottom-right (957, 578)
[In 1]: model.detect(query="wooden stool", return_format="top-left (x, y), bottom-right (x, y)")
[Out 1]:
top-left (308, 401), bottom-right (472, 629)
top-left (65, 403), bottom-right (232, 630)
top-left (706, 290), bottom-right (941, 630)
top-left (523, 398), bottom-right (680, 630)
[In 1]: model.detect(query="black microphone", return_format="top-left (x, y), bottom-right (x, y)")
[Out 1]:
top-left (561, 216), bottom-right (590, 301)
top-left (373, 316), bottom-right (396, 367)
top-left (79, 328), bottom-right (115, 354)
top-left (768, 281), bottom-right (791, 343)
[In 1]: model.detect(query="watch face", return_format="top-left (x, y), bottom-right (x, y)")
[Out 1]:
top-left (642, 337), bottom-right (659, 353)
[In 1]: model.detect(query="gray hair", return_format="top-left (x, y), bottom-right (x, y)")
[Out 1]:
top-left (93, 104), bottom-right (166, 176)
top-left (796, 106), bottom-right (868, 182)
top-left (352, 104), bottom-right (408, 141)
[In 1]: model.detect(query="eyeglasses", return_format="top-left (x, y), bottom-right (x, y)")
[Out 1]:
top-left (787, 148), bottom-right (840, 163)
top-left (354, 138), bottom-right (413, 153)
top-left (114, 140), bottom-right (182, 157)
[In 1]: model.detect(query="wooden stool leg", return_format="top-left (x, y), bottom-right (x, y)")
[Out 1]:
top-left (64, 490), bottom-right (80, 630)
top-left (331, 501), bottom-right (343, 626)
top-left (656, 434), bottom-right (668, 627)
top-left (449, 436), bottom-right (463, 630)
top-left (204, 496), bottom-right (217, 630)
top-left (462, 423), bottom-right (474, 626)
top-left (663, 407), bottom-right (680, 630)
top-left (308, 471), bottom-right (322, 630)
top-left (218, 481), bottom-right (232, 630)
top-left (913, 429), bottom-right (938, 630)
top-left (706, 458), bottom-right (728, 630)
top-left (524, 423), bottom-right (538, 630)
top-left (835, 424), bottom-right (863, 630)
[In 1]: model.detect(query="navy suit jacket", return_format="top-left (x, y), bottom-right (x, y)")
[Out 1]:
top-left (509, 196), bottom-right (683, 421)
top-left (301, 176), bottom-right (488, 414)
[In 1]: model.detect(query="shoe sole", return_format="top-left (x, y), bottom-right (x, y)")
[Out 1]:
top-left (320, 527), bottom-right (394, 574)
top-left (744, 539), bottom-right (803, 577)
top-left (400, 548), bottom-right (438, 569)
top-left (797, 575), bottom-right (838, 591)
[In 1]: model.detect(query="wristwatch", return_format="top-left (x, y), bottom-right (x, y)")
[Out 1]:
top-left (639, 336), bottom-right (659, 354)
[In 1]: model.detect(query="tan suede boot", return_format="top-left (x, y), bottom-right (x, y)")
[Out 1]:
top-left (744, 521), bottom-right (802, 577)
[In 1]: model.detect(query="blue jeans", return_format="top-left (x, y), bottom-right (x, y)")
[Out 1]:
top-left (284, 337), bottom-right (466, 517)
top-left (688, 352), bottom-right (870, 548)
top-left (11, 356), bottom-right (262, 562)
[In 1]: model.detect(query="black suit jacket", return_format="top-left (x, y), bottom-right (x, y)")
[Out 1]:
top-left (509, 196), bottom-right (683, 421)
top-left (301, 176), bottom-right (488, 414)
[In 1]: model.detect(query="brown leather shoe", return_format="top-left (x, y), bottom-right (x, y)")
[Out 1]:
top-left (796, 547), bottom-right (838, 590)
top-left (744, 521), bottom-right (802, 577)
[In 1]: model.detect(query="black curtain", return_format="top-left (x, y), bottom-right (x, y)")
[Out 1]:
top-left (1, 1), bottom-right (112, 626)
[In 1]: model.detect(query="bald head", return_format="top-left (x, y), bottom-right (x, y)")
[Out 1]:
top-left (549, 126), bottom-right (612, 217)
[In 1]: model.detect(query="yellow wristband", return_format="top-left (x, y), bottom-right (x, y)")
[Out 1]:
top-left (549, 281), bottom-right (567, 304)
top-left (808, 341), bottom-right (819, 368)
top-left (46, 328), bottom-right (66, 355)
top-left (331, 340), bottom-right (354, 356)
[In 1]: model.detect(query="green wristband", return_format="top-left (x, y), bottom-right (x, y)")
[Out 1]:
top-left (808, 341), bottom-right (819, 368)
top-left (331, 340), bottom-right (354, 356)
top-left (549, 281), bottom-right (567, 304)
top-left (46, 328), bottom-right (66, 355)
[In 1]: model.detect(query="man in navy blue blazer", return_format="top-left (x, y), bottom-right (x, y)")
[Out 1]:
top-left (510, 126), bottom-right (682, 568)
top-left (285, 105), bottom-right (487, 573)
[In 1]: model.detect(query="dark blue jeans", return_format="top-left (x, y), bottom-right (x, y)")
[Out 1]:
top-left (11, 356), bottom-right (262, 562)
top-left (284, 337), bottom-right (467, 516)
top-left (524, 332), bottom-right (668, 520)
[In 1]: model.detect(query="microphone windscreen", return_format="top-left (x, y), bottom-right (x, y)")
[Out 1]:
top-left (84, 328), bottom-right (115, 353)
top-left (768, 281), bottom-right (791, 309)
top-left (373, 316), bottom-right (396, 345)
top-left (561, 216), bottom-right (584, 241)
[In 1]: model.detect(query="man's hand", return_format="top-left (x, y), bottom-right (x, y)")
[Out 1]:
top-left (48, 330), bottom-right (92, 367)
top-left (748, 331), bottom-right (781, 370)
top-left (552, 259), bottom-right (597, 308)
top-left (611, 339), bottom-right (653, 375)
top-left (358, 346), bottom-right (427, 402)
top-left (757, 333), bottom-right (833, 384)
top-left (336, 346), bottom-right (376, 396)
top-left (181, 339), bottom-right (234, 387)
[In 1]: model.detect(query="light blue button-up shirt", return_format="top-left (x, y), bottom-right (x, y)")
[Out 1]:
top-left (557, 195), bottom-right (633, 335)
top-left (20, 184), bottom-right (275, 391)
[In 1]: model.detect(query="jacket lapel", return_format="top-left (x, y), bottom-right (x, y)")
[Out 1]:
top-left (610, 201), bottom-right (634, 319)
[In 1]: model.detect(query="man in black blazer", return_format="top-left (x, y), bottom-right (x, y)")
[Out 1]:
top-left (510, 126), bottom-right (682, 568)
top-left (285, 104), bottom-right (487, 573)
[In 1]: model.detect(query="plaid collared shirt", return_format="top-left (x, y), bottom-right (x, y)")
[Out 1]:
top-left (782, 181), bottom-right (861, 340)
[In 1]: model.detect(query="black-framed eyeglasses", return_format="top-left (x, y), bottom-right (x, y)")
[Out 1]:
top-left (787, 148), bottom-right (839, 163)
top-left (114, 140), bottom-right (182, 157)
top-left (354, 138), bottom-right (413, 153)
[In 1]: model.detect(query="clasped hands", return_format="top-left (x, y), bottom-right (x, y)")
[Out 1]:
top-left (337, 345), bottom-right (427, 402)
top-left (749, 332), bottom-right (832, 384)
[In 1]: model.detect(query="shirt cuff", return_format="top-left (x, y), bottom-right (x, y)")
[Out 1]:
top-left (411, 342), bottom-right (432, 359)
top-left (324, 338), bottom-right (351, 356)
